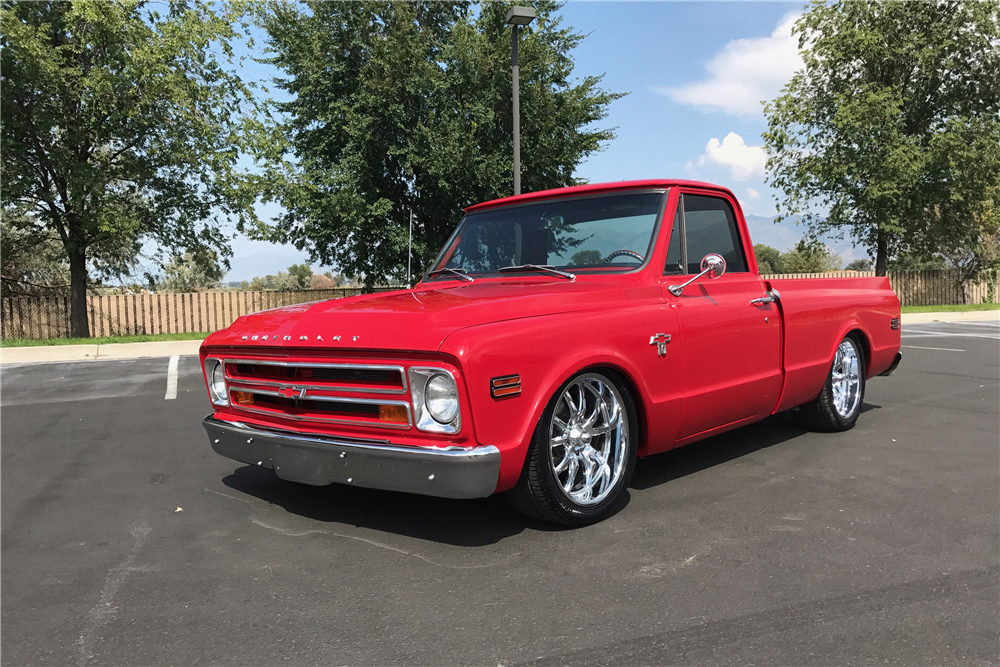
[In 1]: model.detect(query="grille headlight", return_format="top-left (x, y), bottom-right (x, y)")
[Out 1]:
top-left (408, 368), bottom-right (461, 433)
top-left (425, 373), bottom-right (459, 423)
top-left (205, 358), bottom-right (229, 406)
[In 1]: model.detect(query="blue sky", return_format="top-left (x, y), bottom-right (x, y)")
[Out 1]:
top-left (225, 1), bottom-right (844, 282)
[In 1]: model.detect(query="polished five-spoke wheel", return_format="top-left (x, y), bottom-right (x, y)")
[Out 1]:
top-left (506, 371), bottom-right (637, 525)
top-left (798, 334), bottom-right (866, 431)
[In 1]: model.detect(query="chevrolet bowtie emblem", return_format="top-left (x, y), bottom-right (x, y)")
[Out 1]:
top-left (649, 333), bottom-right (671, 357)
top-left (277, 385), bottom-right (306, 400)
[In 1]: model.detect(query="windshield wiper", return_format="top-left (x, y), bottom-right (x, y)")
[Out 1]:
top-left (424, 267), bottom-right (474, 283)
top-left (498, 264), bottom-right (575, 280)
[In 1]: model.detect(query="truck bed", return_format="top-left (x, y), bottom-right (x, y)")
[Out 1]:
top-left (766, 276), bottom-right (901, 413)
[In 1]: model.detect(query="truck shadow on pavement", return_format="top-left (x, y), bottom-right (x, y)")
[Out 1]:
top-left (221, 406), bottom-right (877, 547)
top-left (633, 405), bottom-right (879, 490)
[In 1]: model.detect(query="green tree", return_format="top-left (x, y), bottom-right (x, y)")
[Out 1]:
top-left (844, 258), bottom-right (873, 272)
top-left (1, 210), bottom-right (70, 297)
top-left (1, 1), bottom-right (266, 336)
top-left (763, 1), bottom-right (1000, 276)
top-left (887, 250), bottom-right (946, 272)
top-left (248, 271), bottom-right (300, 291)
top-left (155, 252), bottom-right (223, 293)
top-left (287, 263), bottom-right (313, 290)
top-left (571, 250), bottom-right (603, 266)
top-left (259, 1), bottom-right (623, 282)
top-left (780, 238), bottom-right (842, 274)
top-left (753, 243), bottom-right (784, 275)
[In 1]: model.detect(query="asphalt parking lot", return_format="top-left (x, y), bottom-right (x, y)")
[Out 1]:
top-left (2, 320), bottom-right (998, 666)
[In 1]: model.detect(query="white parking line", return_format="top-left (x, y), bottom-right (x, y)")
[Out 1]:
top-left (901, 345), bottom-right (965, 352)
top-left (164, 355), bottom-right (179, 400)
top-left (902, 330), bottom-right (1000, 340)
top-left (938, 321), bottom-right (1000, 328)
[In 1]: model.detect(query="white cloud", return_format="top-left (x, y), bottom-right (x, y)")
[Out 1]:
top-left (658, 13), bottom-right (803, 116)
top-left (747, 187), bottom-right (761, 200)
top-left (697, 132), bottom-right (767, 181)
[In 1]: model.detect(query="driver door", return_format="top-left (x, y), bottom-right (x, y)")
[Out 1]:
top-left (660, 191), bottom-right (782, 441)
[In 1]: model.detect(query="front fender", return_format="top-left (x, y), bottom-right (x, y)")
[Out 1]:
top-left (440, 305), bottom-right (682, 492)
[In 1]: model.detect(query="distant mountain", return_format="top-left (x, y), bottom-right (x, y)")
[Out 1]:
top-left (744, 214), bottom-right (870, 264)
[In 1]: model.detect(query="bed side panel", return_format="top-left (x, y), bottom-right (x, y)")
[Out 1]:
top-left (769, 277), bottom-right (900, 413)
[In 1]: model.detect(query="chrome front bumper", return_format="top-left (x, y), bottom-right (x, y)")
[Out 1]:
top-left (203, 416), bottom-right (501, 499)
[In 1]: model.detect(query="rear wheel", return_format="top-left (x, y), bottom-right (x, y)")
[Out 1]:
top-left (798, 335), bottom-right (866, 431)
top-left (506, 371), bottom-right (637, 526)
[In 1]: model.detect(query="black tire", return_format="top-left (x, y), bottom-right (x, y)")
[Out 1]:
top-left (797, 334), bottom-right (866, 431)
top-left (505, 370), bottom-right (638, 526)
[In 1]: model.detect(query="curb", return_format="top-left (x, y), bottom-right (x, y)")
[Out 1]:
top-left (1, 339), bottom-right (202, 365)
top-left (900, 311), bottom-right (1000, 324)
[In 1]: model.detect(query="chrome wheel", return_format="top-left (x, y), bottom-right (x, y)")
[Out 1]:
top-left (548, 373), bottom-right (629, 506)
top-left (831, 339), bottom-right (862, 418)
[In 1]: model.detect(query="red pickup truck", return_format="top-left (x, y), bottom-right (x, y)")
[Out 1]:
top-left (200, 179), bottom-right (901, 525)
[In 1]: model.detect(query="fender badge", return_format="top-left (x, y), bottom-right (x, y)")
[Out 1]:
top-left (650, 333), bottom-right (671, 357)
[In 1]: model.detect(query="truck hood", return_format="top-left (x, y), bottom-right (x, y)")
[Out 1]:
top-left (204, 280), bottom-right (630, 353)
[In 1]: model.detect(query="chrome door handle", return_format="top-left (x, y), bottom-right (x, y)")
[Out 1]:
top-left (749, 296), bottom-right (774, 306)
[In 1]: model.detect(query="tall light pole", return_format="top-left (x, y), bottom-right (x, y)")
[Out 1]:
top-left (505, 6), bottom-right (535, 196)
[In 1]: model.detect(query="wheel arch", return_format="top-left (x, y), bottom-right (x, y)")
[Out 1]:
top-left (845, 327), bottom-right (871, 372)
top-left (575, 363), bottom-right (650, 458)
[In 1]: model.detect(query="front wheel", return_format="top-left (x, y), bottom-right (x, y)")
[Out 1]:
top-left (506, 371), bottom-right (637, 526)
top-left (798, 335), bottom-right (866, 431)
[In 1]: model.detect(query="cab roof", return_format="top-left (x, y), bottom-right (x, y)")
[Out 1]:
top-left (463, 179), bottom-right (736, 213)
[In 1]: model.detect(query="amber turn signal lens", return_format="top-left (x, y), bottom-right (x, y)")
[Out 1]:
top-left (379, 404), bottom-right (408, 423)
top-left (491, 374), bottom-right (521, 398)
top-left (233, 391), bottom-right (255, 406)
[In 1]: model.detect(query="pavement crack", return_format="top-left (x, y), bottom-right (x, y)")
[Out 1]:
top-left (204, 487), bottom-right (265, 511)
top-left (76, 513), bottom-right (150, 667)
top-left (249, 516), bottom-right (516, 570)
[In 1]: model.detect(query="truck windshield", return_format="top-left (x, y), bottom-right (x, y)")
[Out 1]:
top-left (427, 191), bottom-right (665, 279)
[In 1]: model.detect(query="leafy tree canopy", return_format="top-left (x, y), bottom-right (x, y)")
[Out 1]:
top-left (286, 263), bottom-right (313, 290)
top-left (763, 1), bottom-right (1000, 276)
top-left (753, 243), bottom-right (784, 275)
top-left (248, 271), bottom-right (301, 291)
top-left (845, 258), bottom-right (873, 272)
top-left (780, 238), bottom-right (842, 273)
top-left (1, 0), bottom-right (267, 335)
top-left (1, 210), bottom-right (69, 297)
top-left (258, 0), bottom-right (624, 283)
top-left (888, 250), bottom-right (946, 272)
top-left (155, 252), bottom-right (224, 292)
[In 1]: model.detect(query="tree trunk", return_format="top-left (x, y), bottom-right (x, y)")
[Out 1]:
top-left (874, 229), bottom-right (888, 277)
top-left (69, 246), bottom-right (90, 338)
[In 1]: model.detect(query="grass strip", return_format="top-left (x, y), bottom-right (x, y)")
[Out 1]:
top-left (1, 332), bottom-right (210, 347)
top-left (901, 303), bottom-right (1000, 313)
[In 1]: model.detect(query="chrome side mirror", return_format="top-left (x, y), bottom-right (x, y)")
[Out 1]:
top-left (700, 253), bottom-right (726, 279)
top-left (668, 253), bottom-right (727, 296)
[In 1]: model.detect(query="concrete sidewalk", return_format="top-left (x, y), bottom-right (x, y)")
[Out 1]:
top-left (900, 310), bottom-right (1000, 324)
top-left (1, 309), bottom-right (997, 365)
top-left (1, 339), bottom-right (202, 365)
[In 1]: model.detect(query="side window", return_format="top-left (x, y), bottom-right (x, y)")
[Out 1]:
top-left (663, 207), bottom-right (684, 275)
top-left (682, 195), bottom-right (747, 274)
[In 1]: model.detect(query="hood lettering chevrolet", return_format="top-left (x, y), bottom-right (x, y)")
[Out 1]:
top-left (239, 334), bottom-right (359, 342)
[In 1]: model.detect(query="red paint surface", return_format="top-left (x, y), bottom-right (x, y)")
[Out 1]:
top-left (202, 180), bottom-right (901, 494)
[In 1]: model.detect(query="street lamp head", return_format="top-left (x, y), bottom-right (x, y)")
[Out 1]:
top-left (505, 6), bottom-right (536, 26)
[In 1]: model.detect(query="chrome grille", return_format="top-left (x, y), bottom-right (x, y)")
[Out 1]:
top-left (226, 359), bottom-right (407, 394)
top-left (222, 358), bottom-right (412, 429)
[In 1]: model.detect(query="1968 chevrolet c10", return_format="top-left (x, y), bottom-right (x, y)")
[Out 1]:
top-left (200, 179), bottom-right (902, 525)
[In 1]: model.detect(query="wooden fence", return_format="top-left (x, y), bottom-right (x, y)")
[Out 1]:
top-left (2, 271), bottom-right (997, 340)
top-left (0, 287), bottom-right (395, 340)
top-left (760, 270), bottom-right (998, 306)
